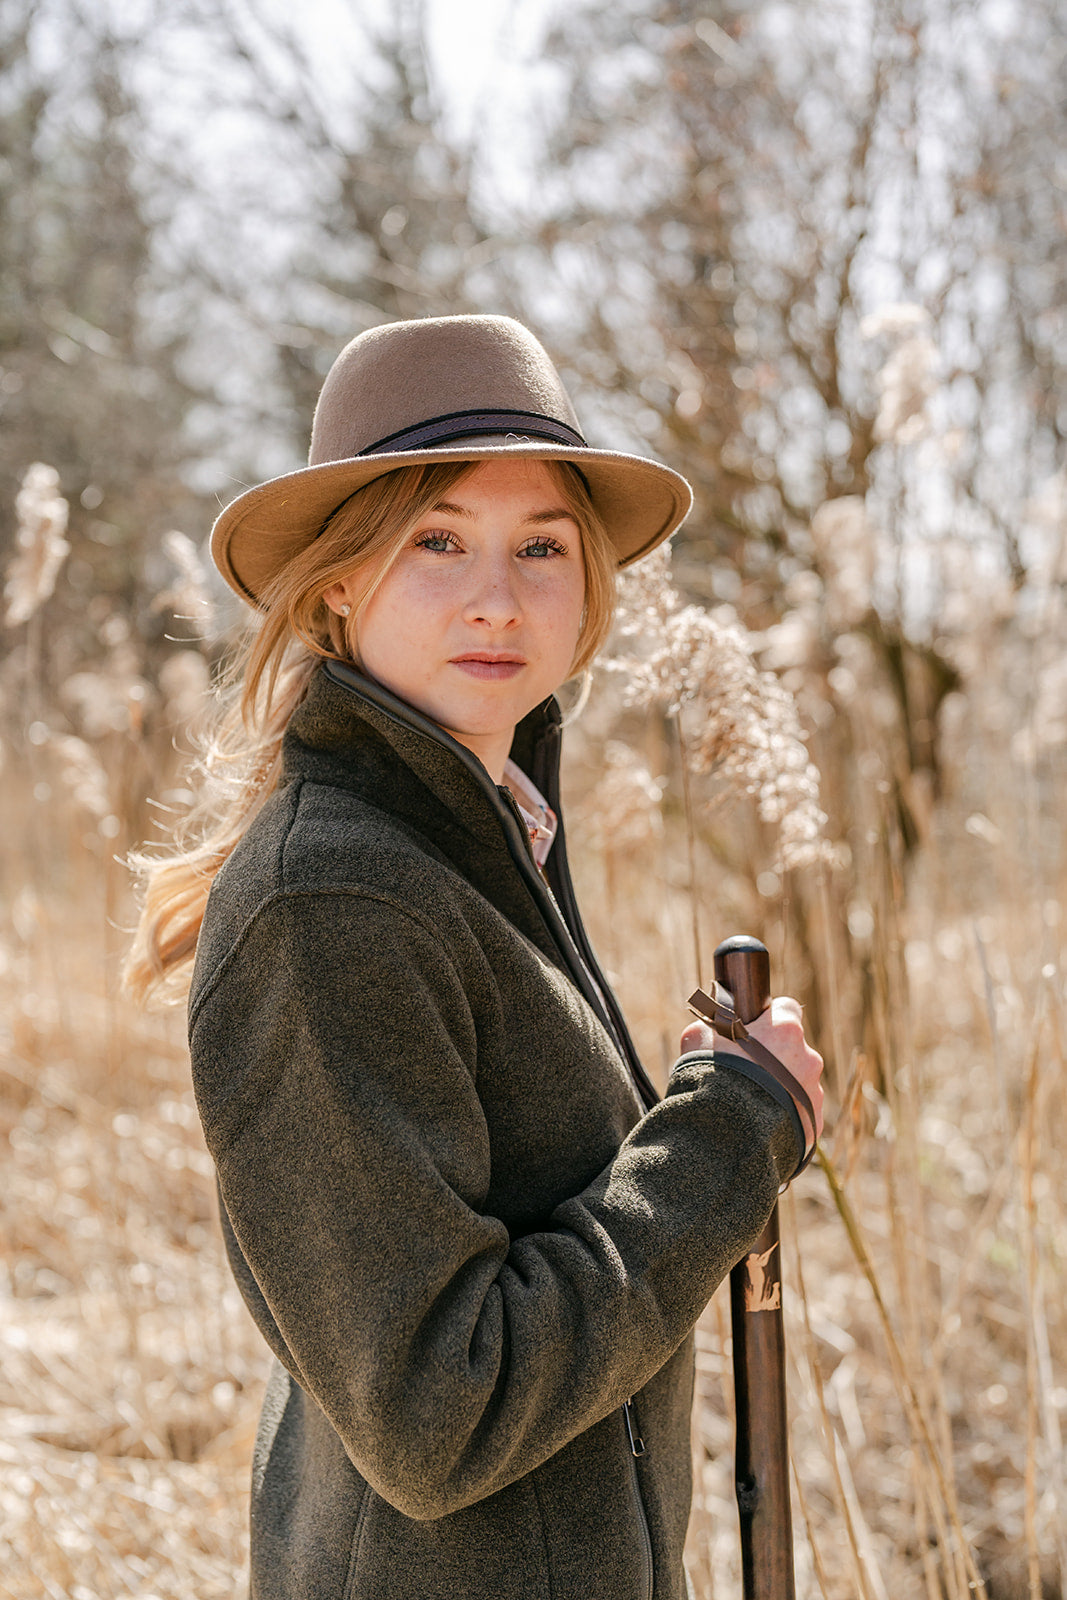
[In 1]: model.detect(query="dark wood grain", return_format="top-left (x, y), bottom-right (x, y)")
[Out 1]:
top-left (715, 935), bottom-right (795, 1600)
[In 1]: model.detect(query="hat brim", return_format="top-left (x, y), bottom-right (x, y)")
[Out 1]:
top-left (211, 441), bottom-right (693, 607)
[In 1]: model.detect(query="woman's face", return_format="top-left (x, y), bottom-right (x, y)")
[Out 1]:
top-left (324, 459), bottom-right (587, 782)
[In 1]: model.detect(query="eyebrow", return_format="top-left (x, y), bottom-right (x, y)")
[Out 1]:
top-left (431, 501), bottom-right (577, 525)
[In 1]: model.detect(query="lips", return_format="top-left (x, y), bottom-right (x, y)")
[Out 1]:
top-left (450, 652), bottom-right (526, 681)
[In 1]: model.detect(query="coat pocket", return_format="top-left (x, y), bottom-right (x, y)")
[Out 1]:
top-left (344, 1475), bottom-right (551, 1600)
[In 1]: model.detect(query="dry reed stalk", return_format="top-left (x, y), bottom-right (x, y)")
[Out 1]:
top-left (674, 714), bottom-right (705, 985)
top-left (910, 1452), bottom-right (946, 1600)
top-left (790, 1455), bottom-right (833, 1600)
top-left (791, 1214), bottom-right (880, 1600)
top-left (574, 739), bottom-right (664, 984)
top-left (688, 1295), bottom-right (743, 1598)
top-left (967, 893), bottom-right (1064, 1586)
top-left (929, 1162), bottom-right (1014, 1365)
top-left (815, 1150), bottom-right (989, 1598)
top-left (3, 464), bottom-right (70, 628)
top-left (1020, 1013), bottom-right (1042, 1600)
top-left (843, 811), bottom-right (957, 1595)
top-left (1, 844), bottom-right (266, 1597)
top-left (814, 872), bottom-right (852, 1112)
top-left (866, 799), bottom-right (981, 1600)
top-left (884, 997), bottom-right (974, 1598)
top-left (1032, 1255), bottom-right (1067, 1596)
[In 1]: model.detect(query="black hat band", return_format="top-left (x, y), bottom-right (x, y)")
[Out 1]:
top-left (362, 410), bottom-right (587, 456)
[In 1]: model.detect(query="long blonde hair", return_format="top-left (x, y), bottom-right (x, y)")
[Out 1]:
top-left (124, 458), bottom-right (617, 1005)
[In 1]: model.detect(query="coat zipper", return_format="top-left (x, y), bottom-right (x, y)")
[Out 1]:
top-left (545, 825), bottom-right (659, 1109)
top-left (323, 666), bottom-right (658, 1594)
top-left (324, 663), bottom-right (659, 1112)
top-left (531, 716), bottom-right (659, 1111)
top-left (503, 764), bottom-right (654, 1599)
top-left (495, 786), bottom-right (657, 1110)
top-left (495, 789), bottom-right (642, 1059)
top-left (623, 1402), bottom-right (654, 1600)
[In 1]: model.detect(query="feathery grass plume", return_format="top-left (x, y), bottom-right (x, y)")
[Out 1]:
top-left (48, 733), bottom-right (118, 837)
top-left (154, 531), bottom-right (217, 642)
top-left (61, 662), bottom-right (151, 741)
top-left (605, 544), bottom-right (831, 870)
top-left (60, 613), bottom-right (151, 739)
top-left (158, 650), bottom-right (211, 730)
top-left (577, 740), bottom-right (664, 851)
top-left (757, 597), bottom-right (820, 673)
top-left (860, 303), bottom-right (938, 445)
top-left (3, 463), bottom-right (70, 626)
top-left (810, 497), bottom-right (878, 629)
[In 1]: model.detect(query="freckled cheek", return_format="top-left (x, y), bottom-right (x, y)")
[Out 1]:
top-left (393, 571), bottom-right (467, 618)
top-left (366, 574), bottom-right (456, 633)
top-left (521, 560), bottom-right (584, 604)
top-left (539, 576), bottom-right (586, 642)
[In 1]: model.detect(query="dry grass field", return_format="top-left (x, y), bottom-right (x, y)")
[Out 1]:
top-left (1, 479), bottom-right (1064, 1598)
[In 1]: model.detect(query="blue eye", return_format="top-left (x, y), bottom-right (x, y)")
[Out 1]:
top-left (521, 537), bottom-right (566, 559)
top-left (414, 530), bottom-right (460, 553)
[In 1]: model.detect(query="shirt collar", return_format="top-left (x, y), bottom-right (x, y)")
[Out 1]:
top-left (502, 758), bottom-right (558, 868)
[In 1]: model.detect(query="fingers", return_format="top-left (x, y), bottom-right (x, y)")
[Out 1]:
top-left (680, 1020), bottom-right (752, 1060)
top-left (680, 996), bottom-right (807, 1053)
top-left (678, 994), bottom-right (826, 1144)
top-left (747, 998), bottom-right (824, 1141)
top-left (679, 1020), bottom-right (715, 1055)
top-left (768, 994), bottom-right (804, 1027)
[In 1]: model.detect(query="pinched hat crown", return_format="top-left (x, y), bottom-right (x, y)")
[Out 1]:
top-left (211, 314), bottom-right (692, 606)
top-left (310, 315), bottom-right (586, 465)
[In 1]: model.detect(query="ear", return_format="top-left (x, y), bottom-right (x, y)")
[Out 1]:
top-left (322, 582), bottom-right (350, 615)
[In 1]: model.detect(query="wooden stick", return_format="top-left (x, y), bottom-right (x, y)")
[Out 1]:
top-left (715, 934), bottom-right (795, 1600)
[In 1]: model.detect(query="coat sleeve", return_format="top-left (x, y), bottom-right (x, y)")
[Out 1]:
top-left (189, 888), bottom-right (799, 1521)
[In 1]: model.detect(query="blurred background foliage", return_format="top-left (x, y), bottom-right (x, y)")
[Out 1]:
top-left (3, 0), bottom-right (1063, 610)
top-left (1, 1), bottom-right (1065, 1595)
top-left (3, 0), bottom-right (1063, 1076)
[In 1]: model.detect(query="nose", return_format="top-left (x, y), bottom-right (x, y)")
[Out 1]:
top-left (462, 549), bottom-right (520, 629)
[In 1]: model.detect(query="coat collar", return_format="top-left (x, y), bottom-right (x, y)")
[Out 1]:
top-left (283, 660), bottom-right (563, 851)
top-left (283, 661), bottom-right (658, 1111)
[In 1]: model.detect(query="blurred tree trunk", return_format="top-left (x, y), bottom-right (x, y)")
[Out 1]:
top-left (0, 2), bottom-right (200, 688)
top-left (535, 0), bottom-right (1063, 1065)
top-left (193, 0), bottom-right (495, 455)
top-left (539, 0), bottom-right (1063, 597)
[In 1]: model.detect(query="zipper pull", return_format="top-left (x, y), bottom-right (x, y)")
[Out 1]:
top-left (623, 1397), bottom-right (647, 1457)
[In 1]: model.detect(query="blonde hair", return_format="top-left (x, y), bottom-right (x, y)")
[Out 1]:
top-left (124, 457), bottom-right (617, 1004)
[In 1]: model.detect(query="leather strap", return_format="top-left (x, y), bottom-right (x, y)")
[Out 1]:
top-left (688, 983), bottom-right (817, 1177)
top-left (362, 409), bottom-right (587, 456)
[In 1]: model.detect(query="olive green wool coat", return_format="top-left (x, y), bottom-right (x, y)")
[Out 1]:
top-left (188, 661), bottom-right (800, 1600)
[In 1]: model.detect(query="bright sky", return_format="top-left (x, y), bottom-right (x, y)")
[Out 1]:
top-left (425, 0), bottom-right (520, 135)
top-left (294, 0), bottom-right (554, 149)
top-left (428, 0), bottom-right (558, 211)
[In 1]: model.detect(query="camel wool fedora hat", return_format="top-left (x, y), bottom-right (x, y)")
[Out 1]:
top-left (211, 314), bottom-right (693, 605)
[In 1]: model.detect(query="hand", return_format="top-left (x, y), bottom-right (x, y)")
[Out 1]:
top-left (680, 996), bottom-right (825, 1145)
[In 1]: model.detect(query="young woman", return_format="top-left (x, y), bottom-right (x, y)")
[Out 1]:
top-left (128, 314), bottom-right (823, 1600)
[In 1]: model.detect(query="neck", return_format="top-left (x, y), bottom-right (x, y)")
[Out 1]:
top-left (441, 727), bottom-right (513, 786)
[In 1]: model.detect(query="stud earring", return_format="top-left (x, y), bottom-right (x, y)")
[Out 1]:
top-left (340, 604), bottom-right (351, 617)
